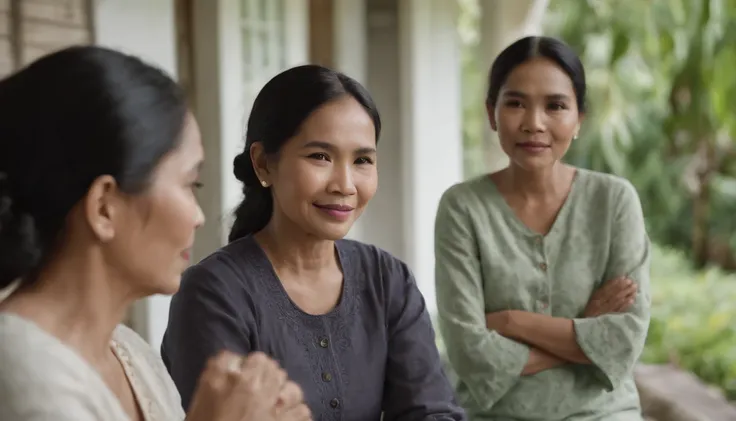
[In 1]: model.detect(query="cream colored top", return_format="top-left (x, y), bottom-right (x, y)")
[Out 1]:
top-left (0, 313), bottom-right (186, 421)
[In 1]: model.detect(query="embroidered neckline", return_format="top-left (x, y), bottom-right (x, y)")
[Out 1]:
top-left (111, 339), bottom-right (159, 421)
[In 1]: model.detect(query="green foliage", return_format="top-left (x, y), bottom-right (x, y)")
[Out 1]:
top-left (643, 245), bottom-right (736, 400)
top-left (456, 0), bottom-right (487, 178)
top-left (543, 0), bottom-right (736, 268)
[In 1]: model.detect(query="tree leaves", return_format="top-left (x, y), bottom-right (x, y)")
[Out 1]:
top-left (544, 0), bottom-right (736, 268)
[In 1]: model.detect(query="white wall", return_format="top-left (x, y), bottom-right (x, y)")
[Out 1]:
top-left (94, 0), bottom-right (178, 350)
top-left (333, 0), bottom-right (369, 241)
top-left (398, 0), bottom-right (463, 315)
top-left (362, 0), bottom-right (463, 315)
top-left (362, 0), bottom-right (404, 257)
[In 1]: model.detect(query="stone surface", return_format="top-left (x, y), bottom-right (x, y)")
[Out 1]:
top-left (636, 364), bottom-right (736, 421)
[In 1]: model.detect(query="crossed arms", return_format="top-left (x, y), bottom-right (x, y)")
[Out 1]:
top-left (434, 182), bottom-right (651, 410)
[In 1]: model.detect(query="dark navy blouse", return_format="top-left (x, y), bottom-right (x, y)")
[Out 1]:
top-left (161, 236), bottom-right (465, 421)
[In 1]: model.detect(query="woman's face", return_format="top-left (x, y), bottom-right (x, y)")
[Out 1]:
top-left (488, 57), bottom-right (583, 171)
top-left (255, 95), bottom-right (378, 241)
top-left (106, 113), bottom-right (205, 295)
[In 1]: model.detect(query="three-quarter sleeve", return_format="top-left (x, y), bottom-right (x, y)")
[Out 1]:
top-left (434, 187), bottom-right (529, 411)
top-left (573, 180), bottom-right (652, 390)
top-left (381, 260), bottom-right (466, 421)
top-left (161, 263), bottom-right (252, 411)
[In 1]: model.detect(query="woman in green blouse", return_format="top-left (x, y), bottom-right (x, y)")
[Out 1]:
top-left (434, 36), bottom-right (651, 421)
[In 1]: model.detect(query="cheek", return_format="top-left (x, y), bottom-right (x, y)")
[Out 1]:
top-left (139, 190), bottom-right (199, 252)
top-left (495, 111), bottom-right (521, 135)
top-left (550, 117), bottom-right (579, 142)
top-left (355, 168), bottom-right (378, 204)
top-left (274, 164), bottom-right (325, 203)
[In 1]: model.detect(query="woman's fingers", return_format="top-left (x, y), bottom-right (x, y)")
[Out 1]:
top-left (276, 403), bottom-right (312, 421)
top-left (276, 381), bottom-right (305, 409)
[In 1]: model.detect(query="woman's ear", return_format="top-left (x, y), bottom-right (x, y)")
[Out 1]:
top-left (486, 104), bottom-right (498, 132)
top-left (249, 142), bottom-right (270, 186)
top-left (575, 113), bottom-right (585, 137)
top-left (83, 175), bottom-right (120, 242)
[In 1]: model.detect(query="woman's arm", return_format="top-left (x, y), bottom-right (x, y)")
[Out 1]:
top-left (383, 254), bottom-right (467, 421)
top-left (434, 186), bottom-right (530, 412)
top-left (161, 263), bottom-right (252, 411)
top-left (491, 311), bottom-right (590, 364)
top-left (380, 258), bottom-right (466, 421)
top-left (521, 348), bottom-right (567, 376)
top-left (489, 181), bottom-right (651, 390)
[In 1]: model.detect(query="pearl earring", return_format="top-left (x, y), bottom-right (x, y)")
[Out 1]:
top-left (260, 180), bottom-right (268, 188)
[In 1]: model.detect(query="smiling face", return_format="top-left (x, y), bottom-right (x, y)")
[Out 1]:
top-left (488, 57), bottom-right (583, 170)
top-left (255, 95), bottom-right (378, 240)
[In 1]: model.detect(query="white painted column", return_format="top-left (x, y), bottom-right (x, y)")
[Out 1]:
top-left (398, 0), bottom-right (463, 315)
top-left (94, 0), bottom-right (179, 350)
top-left (189, 0), bottom-right (245, 262)
top-left (331, 0), bottom-right (368, 241)
top-left (479, 0), bottom-right (550, 172)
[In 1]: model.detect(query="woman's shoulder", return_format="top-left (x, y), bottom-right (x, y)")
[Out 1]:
top-left (336, 239), bottom-right (416, 299)
top-left (0, 313), bottom-right (114, 419)
top-left (576, 168), bottom-right (636, 195)
top-left (573, 168), bottom-right (642, 211)
top-left (185, 235), bottom-right (266, 284)
top-left (439, 174), bottom-right (496, 207)
top-left (0, 313), bottom-right (93, 376)
top-left (337, 239), bottom-right (411, 276)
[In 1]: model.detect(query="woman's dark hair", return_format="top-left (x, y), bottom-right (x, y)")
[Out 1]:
top-left (486, 36), bottom-right (587, 112)
top-left (229, 64), bottom-right (381, 242)
top-left (0, 46), bottom-right (188, 289)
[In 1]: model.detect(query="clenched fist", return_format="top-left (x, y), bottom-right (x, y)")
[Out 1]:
top-left (186, 350), bottom-right (311, 421)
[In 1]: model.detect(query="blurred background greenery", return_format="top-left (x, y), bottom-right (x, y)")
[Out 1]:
top-left (456, 0), bottom-right (736, 400)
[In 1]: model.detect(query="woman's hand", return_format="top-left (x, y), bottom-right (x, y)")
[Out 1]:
top-left (485, 310), bottom-right (513, 336)
top-left (583, 276), bottom-right (637, 317)
top-left (274, 381), bottom-right (312, 421)
top-left (186, 350), bottom-right (311, 421)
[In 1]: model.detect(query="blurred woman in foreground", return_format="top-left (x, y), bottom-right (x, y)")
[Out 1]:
top-left (0, 46), bottom-right (309, 421)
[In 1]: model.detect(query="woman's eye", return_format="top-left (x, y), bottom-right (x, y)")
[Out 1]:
top-left (309, 153), bottom-right (330, 161)
top-left (548, 102), bottom-right (566, 111)
top-left (355, 157), bottom-right (374, 165)
top-left (505, 100), bottom-right (523, 108)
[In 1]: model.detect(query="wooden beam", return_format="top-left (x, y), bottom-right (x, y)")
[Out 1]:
top-left (309, 0), bottom-right (333, 67)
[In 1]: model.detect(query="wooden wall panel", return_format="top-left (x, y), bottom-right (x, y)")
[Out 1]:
top-left (0, 0), bottom-right (11, 78)
top-left (18, 0), bottom-right (92, 66)
top-left (0, 0), bottom-right (93, 75)
top-left (309, 0), bottom-right (334, 67)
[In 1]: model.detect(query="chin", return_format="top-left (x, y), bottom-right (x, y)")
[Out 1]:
top-left (150, 274), bottom-right (183, 296)
top-left (511, 156), bottom-right (556, 171)
top-left (309, 223), bottom-right (353, 241)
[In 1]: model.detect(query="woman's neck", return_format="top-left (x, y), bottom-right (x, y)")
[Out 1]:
top-left (504, 162), bottom-right (572, 200)
top-left (0, 247), bottom-right (137, 366)
top-left (256, 216), bottom-right (337, 275)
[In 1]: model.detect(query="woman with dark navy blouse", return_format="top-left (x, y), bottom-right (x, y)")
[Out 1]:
top-left (161, 65), bottom-right (465, 421)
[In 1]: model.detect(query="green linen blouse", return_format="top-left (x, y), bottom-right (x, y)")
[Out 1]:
top-left (435, 168), bottom-right (651, 421)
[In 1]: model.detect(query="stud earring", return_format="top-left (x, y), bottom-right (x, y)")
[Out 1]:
top-left (573, 134), bottom-right (579, 140)
top-left (260, 180), bottom-right (268, 188)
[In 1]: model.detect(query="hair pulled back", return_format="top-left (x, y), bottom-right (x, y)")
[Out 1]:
top-left (229, 64), bottom-right (381, 242)
top-left (0, 46), bottom-right (187, 289)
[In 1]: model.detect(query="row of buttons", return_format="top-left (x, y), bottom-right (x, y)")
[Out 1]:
top-left (535, 236), bottom-right (549, 311)
top-left (318, 337), bottom-right (340, 410)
